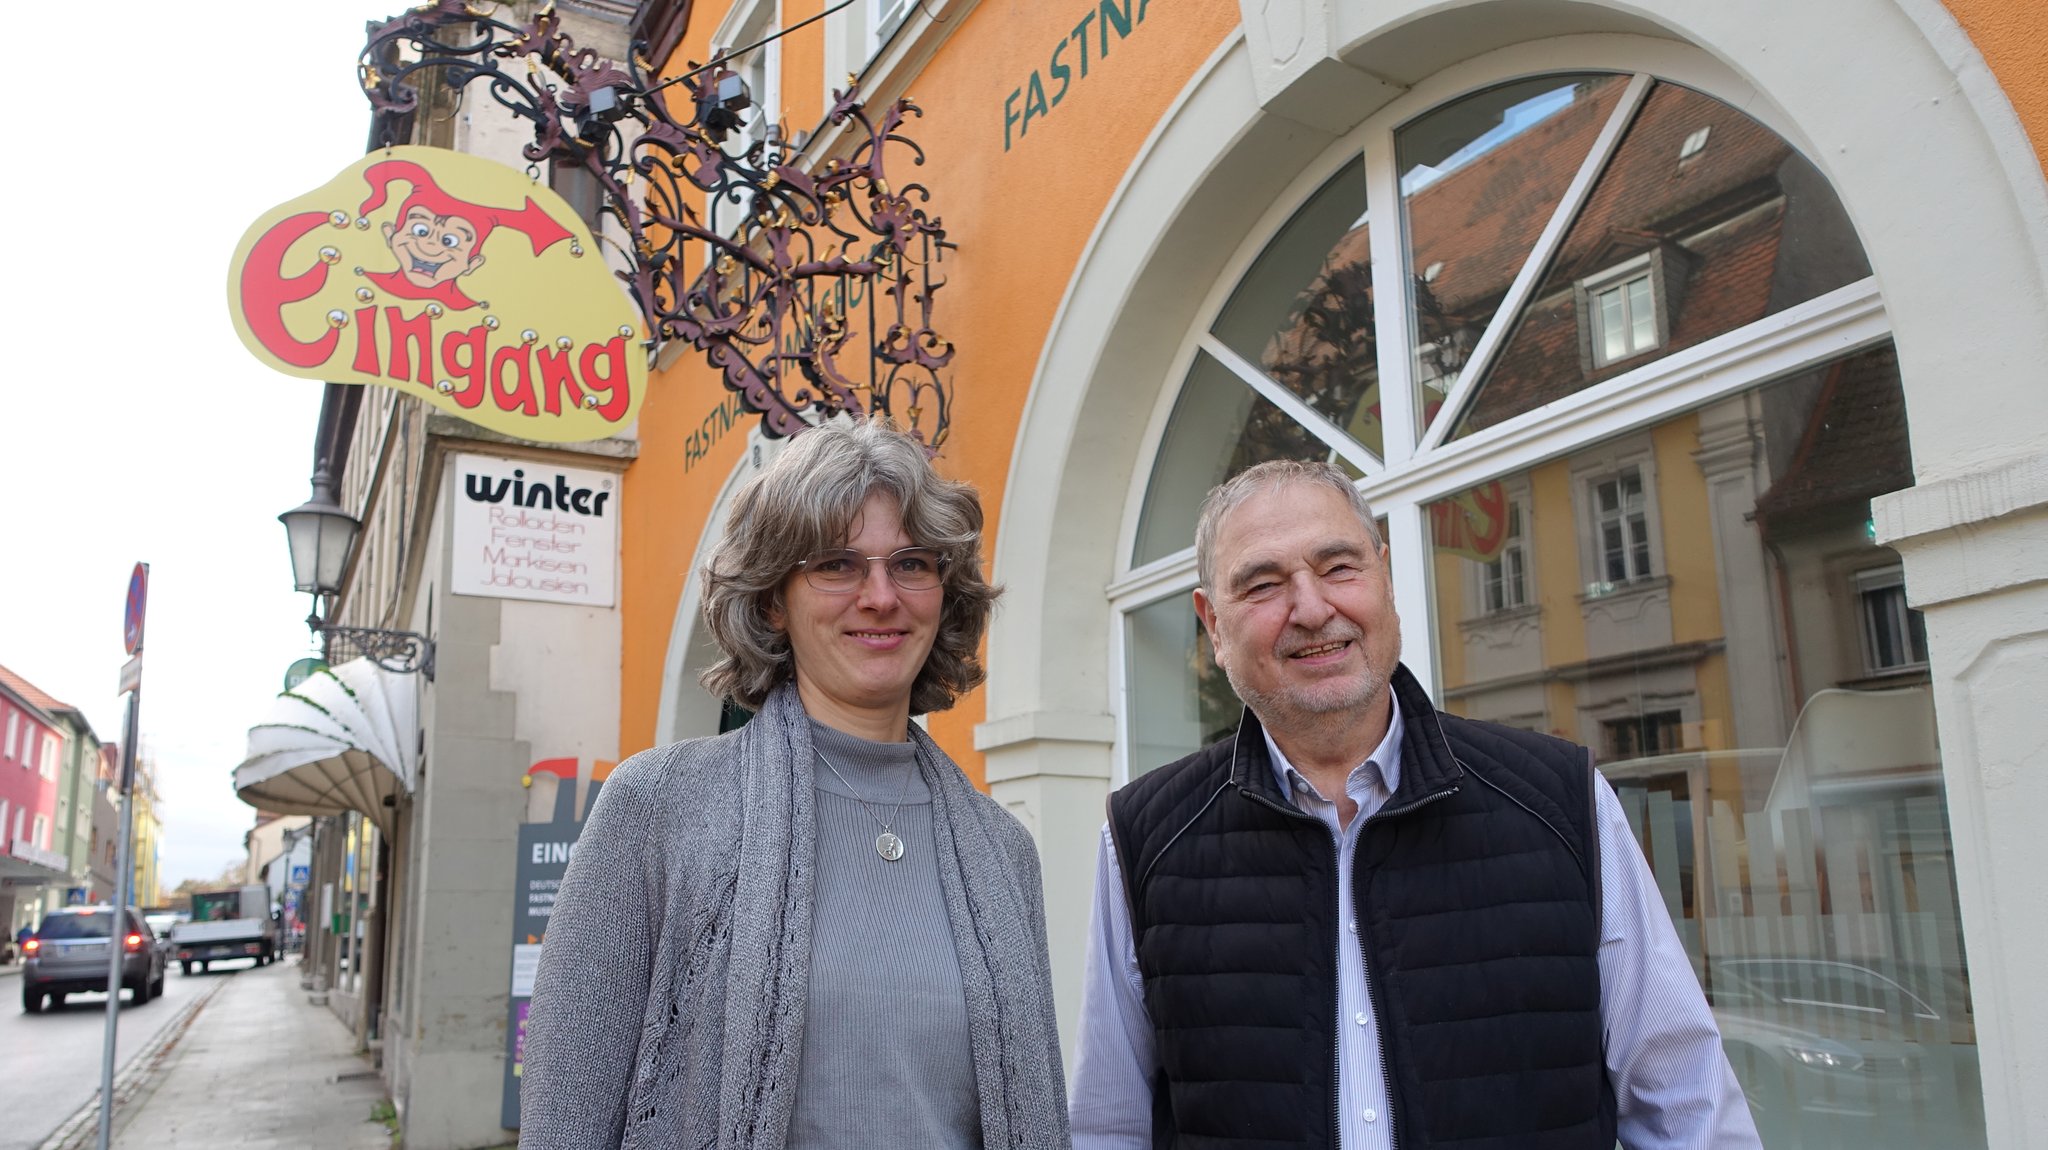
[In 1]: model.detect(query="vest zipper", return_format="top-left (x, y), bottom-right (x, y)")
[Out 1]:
top-left (1241, 781), bottom-right (1457, 1149)
top-left (1238, 788), bottom-right (1347, 1145)
top-left (1356, 785), bottom-right (1457, 1150)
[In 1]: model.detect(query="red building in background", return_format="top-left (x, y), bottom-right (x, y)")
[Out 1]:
top-left (0, 665), bottom-right (68, 941)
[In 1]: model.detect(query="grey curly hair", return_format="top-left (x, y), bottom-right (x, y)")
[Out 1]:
top-left (697, 419), bottom-right (1001, 714)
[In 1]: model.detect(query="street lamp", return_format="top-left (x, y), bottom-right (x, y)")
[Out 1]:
top-left (278, 483), bottom-right (360, 610)
top-left (276, 473), bottom-right (433, 678)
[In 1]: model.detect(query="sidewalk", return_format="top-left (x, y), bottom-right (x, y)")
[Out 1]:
top-left (94, 960), bottom-right (391, 1149)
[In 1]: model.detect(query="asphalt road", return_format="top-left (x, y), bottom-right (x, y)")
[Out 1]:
top-left (0, 959), bottom-right (251, 1150)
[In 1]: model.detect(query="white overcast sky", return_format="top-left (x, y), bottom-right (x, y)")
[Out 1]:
top-left (0, 2), bottom-right (405, 888)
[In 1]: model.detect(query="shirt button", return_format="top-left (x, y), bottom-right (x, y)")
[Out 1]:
top-left (1353, 1012), bottom-right (1368, 1026)
top-left (1347, 920), bottom-right (1358, 934)
top-left (1363, 1108), bottom-right (1379, 1123)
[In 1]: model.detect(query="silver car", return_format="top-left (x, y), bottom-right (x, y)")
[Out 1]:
top-left (21, 906), bottom-right (167, 1013)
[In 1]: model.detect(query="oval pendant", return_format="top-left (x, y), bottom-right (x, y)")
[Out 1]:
top-left (876, 831), bottom-right (905, 861)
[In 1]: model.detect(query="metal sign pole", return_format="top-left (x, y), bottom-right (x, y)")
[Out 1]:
top-left (96, 685), bottom-right (139, 1149)
top-left (98, 563), bottom-right (147, 1150)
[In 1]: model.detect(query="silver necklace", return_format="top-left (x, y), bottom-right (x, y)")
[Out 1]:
top-left (816, 747), bottom-right (917, 861)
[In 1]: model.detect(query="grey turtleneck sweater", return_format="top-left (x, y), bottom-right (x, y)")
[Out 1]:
top-left (790, 720), bottom-right (982, 1150)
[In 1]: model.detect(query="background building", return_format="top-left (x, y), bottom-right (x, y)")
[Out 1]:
top-left (235, 5), bottom-right (636, 1148)
top-left (0, 664), bottom-right (74, 933)
top-left (126, 753), bottom-right (164, 908)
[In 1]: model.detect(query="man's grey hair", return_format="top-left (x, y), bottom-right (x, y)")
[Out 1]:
top-left (1194, 460), bottom-right (1384, 590)
top-left (698, 419), bottom-right (1000, 714)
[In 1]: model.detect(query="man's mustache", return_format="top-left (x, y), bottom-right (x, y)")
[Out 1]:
top-left (1277, 627), bottom-right (1363, 658)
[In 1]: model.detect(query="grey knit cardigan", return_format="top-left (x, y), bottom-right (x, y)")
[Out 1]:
top-left (519, 684), bottom-right (1071, 1150)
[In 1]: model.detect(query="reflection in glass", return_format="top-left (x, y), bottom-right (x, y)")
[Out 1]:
top-left (1126, 593), bottom-right (1240, 777)
top-left (1452, 81), bottom-right (1874, 437)
top-left (1427, 343), bottom-right (1980, 1149)
top-left (1209, 161), bottom-right (1383, 458)
top-left (1399, 74), bottom-right (1628, 434)
top-left (1132, 350), bottom-right (1343, 566)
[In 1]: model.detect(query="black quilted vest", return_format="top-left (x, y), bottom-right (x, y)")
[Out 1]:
top-left (1107, 665), bottom-right (1615, 1150)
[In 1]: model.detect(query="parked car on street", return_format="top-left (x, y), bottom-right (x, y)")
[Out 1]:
top-left (1708, 956), bottom-right (1982, 1149)
top-left (21, 906), bottom-right (168, 1013)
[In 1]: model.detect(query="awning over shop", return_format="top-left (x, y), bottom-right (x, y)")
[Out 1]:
top-left (235, 658), bottom-right (418, 835)
top-left (0, 839), bottom-right (71, 889)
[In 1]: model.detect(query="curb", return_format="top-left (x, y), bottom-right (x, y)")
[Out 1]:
top-left (34, 973), bottom-right (234, 1150)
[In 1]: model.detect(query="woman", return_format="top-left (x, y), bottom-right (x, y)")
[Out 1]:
top-left (521, 419), bottom-right (1069, 1150)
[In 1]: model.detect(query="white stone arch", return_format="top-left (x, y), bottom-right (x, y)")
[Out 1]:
top-left (654, 432), bottom-right (787, 745)
top-left (983, 5), bottom-right (2048, 1135)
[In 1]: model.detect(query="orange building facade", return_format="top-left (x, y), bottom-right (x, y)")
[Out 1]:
top-left (612, 3), bottom-right (2048, 1147)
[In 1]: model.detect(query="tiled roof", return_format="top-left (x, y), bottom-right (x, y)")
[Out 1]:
top-left (1406, 75), bottom-right (1629, 317)
top-left (1755, 345), bottom-right (1914, 528)
top-left (1465, 199), bottom-right (1789, 430)
top-left (0, 662), bottom-right (73, 720)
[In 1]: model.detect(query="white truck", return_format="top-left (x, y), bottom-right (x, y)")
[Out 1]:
top-left (169, 885), bottom-right (279, 974)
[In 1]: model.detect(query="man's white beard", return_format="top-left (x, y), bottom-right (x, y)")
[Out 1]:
top-left (1221, 631), bottom-right (1400, 735)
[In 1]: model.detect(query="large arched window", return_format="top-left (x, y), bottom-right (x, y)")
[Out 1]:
top-left (1117, 68), bottom-right (1981, 1148)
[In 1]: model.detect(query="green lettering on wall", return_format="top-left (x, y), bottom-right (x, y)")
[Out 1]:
top-left (1001, 0), bottom-right (1167, 152)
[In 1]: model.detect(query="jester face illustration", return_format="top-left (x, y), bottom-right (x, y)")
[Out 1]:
top-left (359, 159), bottom-right (575, 311)
top-left (386, 205), bottom-right (486, 290)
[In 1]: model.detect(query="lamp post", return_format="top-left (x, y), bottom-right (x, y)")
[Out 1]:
top-left (278, 466), bottom-right (360, 629)
top-left (278, 466), bottom-right (434, 678)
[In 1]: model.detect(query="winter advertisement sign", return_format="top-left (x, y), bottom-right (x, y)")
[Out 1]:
top-left (451, 453), bottom-right (617, 607)
top-left (227, 145), bottom-right (645, 443)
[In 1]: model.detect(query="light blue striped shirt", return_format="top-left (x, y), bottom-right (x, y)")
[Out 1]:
top-left (1069, 702), bottom-right (1761, 1149)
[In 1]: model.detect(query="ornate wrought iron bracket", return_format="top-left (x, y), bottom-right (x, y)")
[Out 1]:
top-left (358, 0), bottom-right (956, 451)
top-left (317, 625), bottom-right (437, 680)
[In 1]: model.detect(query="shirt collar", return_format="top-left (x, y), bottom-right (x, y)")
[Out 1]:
top-left (1263, 698), bottom-right (1405, 806)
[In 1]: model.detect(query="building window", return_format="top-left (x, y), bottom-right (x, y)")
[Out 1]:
top-left (1603, 710), bottom-right (1683, 760)
top-left (706, 0), bottom-right (781, 244)
top-left (1856, 566), bottom-right (1929, 673)
top-left (873, 0), bottom-right (913, 51)
top-left (32, 814), bottom-right (47, 851)
top-left (1482, 501), bottom-right (1529, 612)
top-left (40, 734), bottom-right (56, 780)
top-left (1583, 256), bottom-right (1663, 369)
top-left (4, 710), bottom-right (15, 761)
top-left (1592, 466), bottom-right (1653, 584)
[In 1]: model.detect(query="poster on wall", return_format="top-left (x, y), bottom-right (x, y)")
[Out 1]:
top-left (451, 453), bottom-right (618, 607)
top-left (227, 145), bottom-right (645, 443)
top-left (503, 757), bottom-right (614, 1129)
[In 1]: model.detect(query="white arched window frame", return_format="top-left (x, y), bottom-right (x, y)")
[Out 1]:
top-left (1106, 51), bottom-right (1889, 786)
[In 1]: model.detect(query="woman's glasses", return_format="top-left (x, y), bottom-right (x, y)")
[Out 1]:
top-left (794, 547), bottom-right (949, 593)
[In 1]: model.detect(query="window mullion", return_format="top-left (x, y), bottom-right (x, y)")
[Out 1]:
top-left (1419, 72), bottom-right (1655, 452)
top-left (1364, 136), bottom-right (1417, 468)
top-left (1200, 334), bottom-right (1383, 475)
top-left (1384, 498), bottom-right (1436, 693)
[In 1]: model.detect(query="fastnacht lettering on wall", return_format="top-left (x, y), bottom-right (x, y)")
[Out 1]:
top-left (1003, 0), bottom-right (1159, 151)
top-left (228, 146), bottom-right (647, 443)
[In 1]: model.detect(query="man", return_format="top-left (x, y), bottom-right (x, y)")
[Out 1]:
top-left (1070, 461), bottom-right (1759, 1149)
